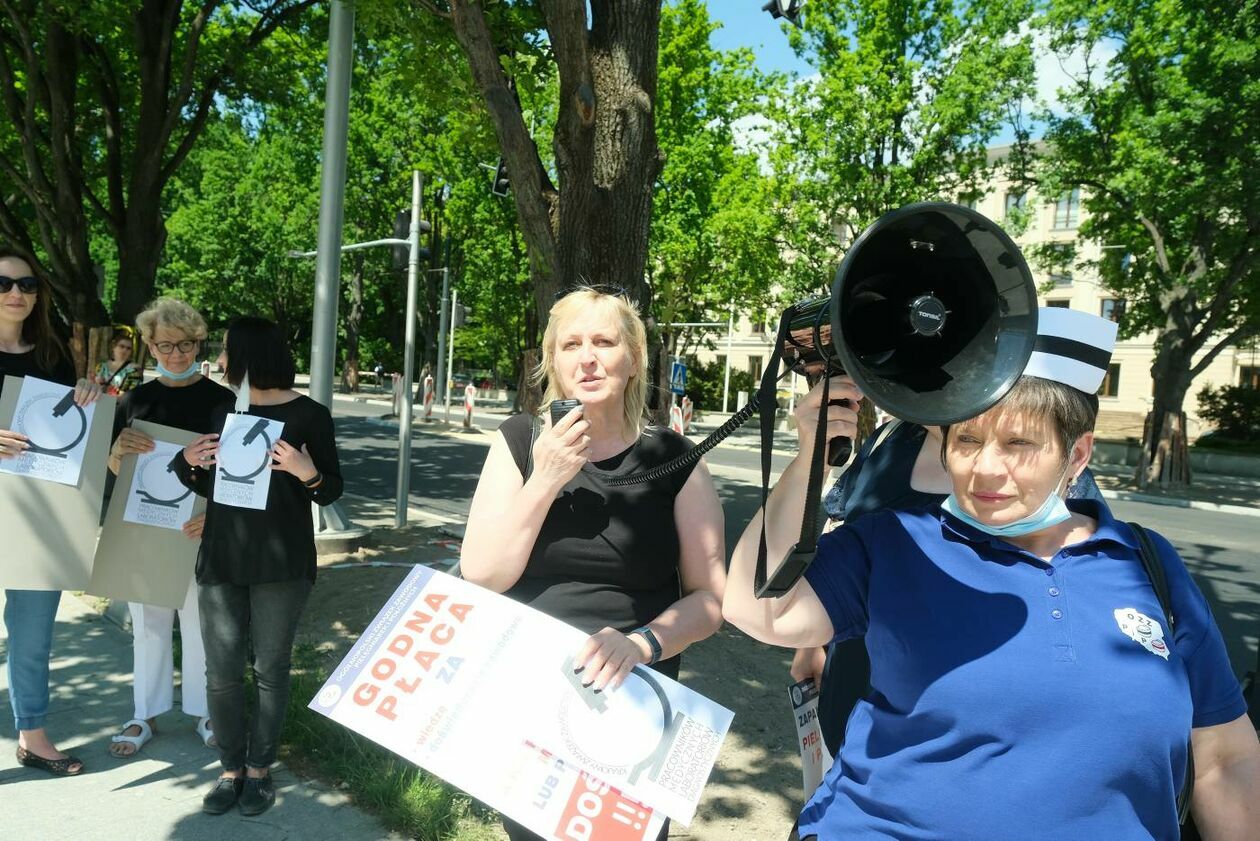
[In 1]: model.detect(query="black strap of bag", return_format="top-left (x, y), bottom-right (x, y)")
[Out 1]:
top-left (1129, 522), bottom-right (1195, 826)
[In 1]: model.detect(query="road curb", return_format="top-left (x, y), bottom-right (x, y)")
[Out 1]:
top-left (1099, 489), bottom-right (1260, 518)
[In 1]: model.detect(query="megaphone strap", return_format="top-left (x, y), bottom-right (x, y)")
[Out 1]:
top-left (755, 310), bottom-right (833, 598)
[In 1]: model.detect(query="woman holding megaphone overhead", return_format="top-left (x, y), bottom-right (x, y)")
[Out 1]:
top-left (461, 286), bottom-right (727, 841)
top-left (725, 308), bottom-right (1260, 841)
top-left (0, 252), bottom-right (100, 777)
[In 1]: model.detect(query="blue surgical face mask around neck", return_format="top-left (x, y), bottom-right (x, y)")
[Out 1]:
top-left (156, 360), bottom-right (200, 381)
top-left (942, 470), bottom-right (1073, 539)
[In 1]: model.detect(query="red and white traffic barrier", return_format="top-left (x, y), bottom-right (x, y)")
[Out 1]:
top-left (680, 396), bottom-right (693, 434)
top-left (423, 375), bottom-right (435, 421)
top-left (669, 404), bottom-right (684, 434)
top-left (463, 383), bottom-right (476, 429)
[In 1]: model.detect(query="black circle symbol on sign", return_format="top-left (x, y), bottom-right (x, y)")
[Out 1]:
top-left (218, 418), bottom-right (272, 484)
top-left (20, 389), bottom-right (87, 459)
top-left (134, 455), bottom-right (194, 508)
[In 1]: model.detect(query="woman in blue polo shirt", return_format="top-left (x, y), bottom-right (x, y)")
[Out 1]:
top-left (724, 310), bottom-right (1259, 840)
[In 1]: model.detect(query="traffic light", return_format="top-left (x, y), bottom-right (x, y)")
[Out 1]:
top-left (391, 209), bottom-right (432, 271)
top-left (763, 0), bottom-right (804, 26)
top-left (490, 158), bottom-right (510, 197)
top-left (452, 302), bottom-right (468, 328)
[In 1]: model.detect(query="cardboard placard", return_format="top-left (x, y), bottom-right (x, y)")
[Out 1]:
top-left (88, 421), bottom-right (205, 609)
top-left (0, 375), bottom-right (115, 590)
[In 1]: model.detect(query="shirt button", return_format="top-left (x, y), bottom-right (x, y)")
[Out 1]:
top-left (1051, 609), bottom-right (1064, 620)
top-left (1048, 587), bottom-right (1061, 597)
top-left (1044, 567), bottom-right (1055, 577)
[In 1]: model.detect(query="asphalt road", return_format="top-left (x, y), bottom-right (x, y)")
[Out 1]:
top-left (333, 406), bottom-right (1260, 680)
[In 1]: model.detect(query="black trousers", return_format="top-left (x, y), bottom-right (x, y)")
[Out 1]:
top-left (199, 578), bottom-right (311, 771)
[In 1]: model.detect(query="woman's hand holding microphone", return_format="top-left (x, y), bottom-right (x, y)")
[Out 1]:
top-left (529, 405), bottom-right (591, 491)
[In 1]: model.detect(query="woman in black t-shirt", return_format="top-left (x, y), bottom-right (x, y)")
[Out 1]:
top-left (175, 316), bottom-right (342, 819)
top-left (462, 287), bottom-right (727, 841)
top-left (105, 298), bottom-right (234, 759)
top-left (0, 252), bottom-right (101, 777)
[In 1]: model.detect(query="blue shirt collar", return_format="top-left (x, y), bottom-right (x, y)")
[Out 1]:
top-left (937, 497), bottom-right (1136, 553)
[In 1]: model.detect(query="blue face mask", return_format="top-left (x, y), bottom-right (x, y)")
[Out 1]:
top-left (156, 360), bottom-right (200, 381)
top-left (942, 471), bottom-right (1073, 538)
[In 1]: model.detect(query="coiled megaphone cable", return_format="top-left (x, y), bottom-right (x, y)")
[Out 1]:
top-left (601, 394), bottom-right (763, 487)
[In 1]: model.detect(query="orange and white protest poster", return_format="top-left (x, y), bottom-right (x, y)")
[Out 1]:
top-left (308, 566), bottom-right (733, 840)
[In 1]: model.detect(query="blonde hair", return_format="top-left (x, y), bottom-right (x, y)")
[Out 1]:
top-left (135, 297), bottom-right (208, 344)
top-left (531, 287), bottom-right (648, 439)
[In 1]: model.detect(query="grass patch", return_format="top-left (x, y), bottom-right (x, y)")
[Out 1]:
top-left (281, 644), bottom-right (501, 841)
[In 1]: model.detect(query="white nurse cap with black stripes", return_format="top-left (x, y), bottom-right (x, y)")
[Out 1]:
top-left (1024, 306), bottom-right (1119, 394)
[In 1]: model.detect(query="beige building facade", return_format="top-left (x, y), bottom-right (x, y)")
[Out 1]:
top-left (693, 160), bottom-right (1258, 440)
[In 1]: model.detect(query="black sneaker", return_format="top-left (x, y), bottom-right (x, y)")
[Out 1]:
top-left (202, 776), bottom-right (244, 815)
top-left (238, 774), bottom-right (276, 817)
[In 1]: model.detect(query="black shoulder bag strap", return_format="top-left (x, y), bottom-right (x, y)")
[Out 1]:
top-left (1130, 522), bottom-right (1194, 827)
top-left (524, 415), bottom-right (540, 480)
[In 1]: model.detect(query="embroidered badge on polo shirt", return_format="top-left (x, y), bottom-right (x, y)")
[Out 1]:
top-left (1114, 608), bottom-right (1170, 661)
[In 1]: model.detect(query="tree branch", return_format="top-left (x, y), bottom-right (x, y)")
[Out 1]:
top-left (160, 1), bottom-right (224, 149)
top-left (1190, 324), bottom-right (1259, 380)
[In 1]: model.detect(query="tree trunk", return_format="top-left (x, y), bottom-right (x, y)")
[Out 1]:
top-left (340, 256), bottom-right (364, 394)
top-left (112, 203), bottom-right (167, 324)
top-left (1137, 335), bottom-right (1194, 489)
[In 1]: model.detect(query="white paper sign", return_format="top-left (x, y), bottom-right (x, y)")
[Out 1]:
top-left (213, 412), bottom-right (283, 510)
top-left (122, 440), bottom-right (195, 530)
top-left (310, 567), bottom-right (732, 838)
top-left (788, 678), bottom-right (832, 798)
top-left (0, 375), bottom-right (96, 486)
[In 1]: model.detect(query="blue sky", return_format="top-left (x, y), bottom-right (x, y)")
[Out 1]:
top-left (708, 3), bottom-right (813, 77)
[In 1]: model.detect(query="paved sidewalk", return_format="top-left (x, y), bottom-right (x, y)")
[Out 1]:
top-left (0, 590), bottom-right (401, 841)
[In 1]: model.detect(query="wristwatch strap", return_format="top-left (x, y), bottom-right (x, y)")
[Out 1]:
top-left (632, 626), bottom-right (662, 665)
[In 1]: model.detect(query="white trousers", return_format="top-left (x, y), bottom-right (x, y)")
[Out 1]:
top-left (128, 577), bottom-right (207, 720)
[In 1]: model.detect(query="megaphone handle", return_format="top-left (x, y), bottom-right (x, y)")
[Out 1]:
top-left (828, 436), bottom-right (852, 466)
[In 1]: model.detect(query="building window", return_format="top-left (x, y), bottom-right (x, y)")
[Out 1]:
top-left (1241, 366), bottom-right (1260, 389)
top-left (1004, 192), bottom-right (1026, 217)
top-left (1100, 298), bottom-right (1126, 323)
top-left (959, 193), bottom-right (979, 210)
top-left (1098, 364), bottom-right (1120, 397)
top-left (1053, 188), bottom-right (1081, 229)
top-left (748, 356), bottom-right (763, 383)
top-left (751, 317), bottom-right (765, 335)
top-left (1046, 300), bottom-right (1070, 308)
top-left (1050, 271), bottom-right (1073, 287)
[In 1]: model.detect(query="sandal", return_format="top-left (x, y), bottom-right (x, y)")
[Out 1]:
top-left (196, 716), bottom-right (216, 748)
top-left (109, 718), bottom-right (154, 757)
top-left (16, 746), bottom-right (84, 777)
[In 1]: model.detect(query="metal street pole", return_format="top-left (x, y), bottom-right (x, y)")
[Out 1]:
top-left (308, 0), bottom-right (354, 410)
top-left (723, 301), bottom-right (734, 413)
top-left (307, 0), bottom-right (357, 543)
top-left (396, 171), bottom-right (422, 527)
top-left (444, 288), bottom-right (457, 423)
top-left (434, 266), bottom-right (450, 414)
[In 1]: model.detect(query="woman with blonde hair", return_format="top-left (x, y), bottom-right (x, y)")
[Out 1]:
top-left (106, 297), bottom-right (234, 757)
top-left (461, 286), bottom-right (728, 841)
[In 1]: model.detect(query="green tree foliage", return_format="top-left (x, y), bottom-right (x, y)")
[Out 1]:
top-left (1195, 383), bottom-right (1260, 445)
top-left (770, 0), bottom-right (1036, 298)
top-left (651, 0), bottom-right (783, 359)
top-left (1031, 0), bottom-right (1260, 486)
top-left (0, 0), bottom-right (319, 342)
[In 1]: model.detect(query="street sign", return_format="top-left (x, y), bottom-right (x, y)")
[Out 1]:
top-left (669, 360), bottom-right (687, 395)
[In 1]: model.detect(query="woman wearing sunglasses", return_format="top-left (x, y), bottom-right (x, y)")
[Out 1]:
top-left (0, 252), bottom-right (101, 776)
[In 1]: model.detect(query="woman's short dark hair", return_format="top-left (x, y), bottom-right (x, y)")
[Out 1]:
top-left (941, 375), bottom-right (1098, 466)
top-left (224, 316), bottom-right (295, 390)
top-left (111, 329), bottom-right (133, 347)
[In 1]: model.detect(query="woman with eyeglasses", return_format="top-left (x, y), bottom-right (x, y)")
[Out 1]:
top-left (95, 329), bottom-right (141, 396)
top-left (105, 297), bottom-right (234, 759)
top-left (0, 252), bottom-right (100, 777)
top-left (461, 286), bottom-right (727, 841)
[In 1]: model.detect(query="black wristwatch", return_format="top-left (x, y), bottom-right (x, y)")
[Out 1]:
top-left (302, 471), bottom-right (323, 488)
top-left (631, 626), bottom-right (662, 666)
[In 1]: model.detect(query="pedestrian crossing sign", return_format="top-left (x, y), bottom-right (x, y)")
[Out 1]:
top-left (670, 360), bottom-right (687, 395)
